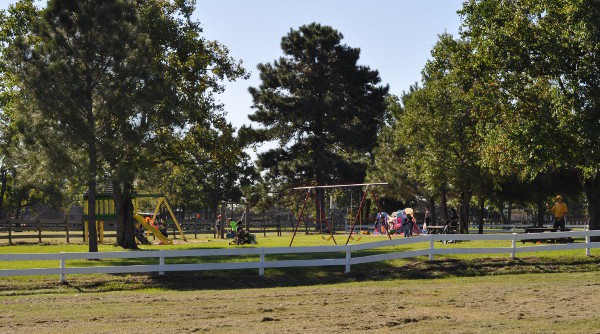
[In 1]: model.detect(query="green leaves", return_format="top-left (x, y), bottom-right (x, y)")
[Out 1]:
top-left (244, 23), bottom-right (388, 206)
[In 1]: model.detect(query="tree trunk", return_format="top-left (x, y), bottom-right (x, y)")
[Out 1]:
top-left (440, 186), bottom-right (449, 223)
top-left (497, 200), bottom-right (507, 224)
top-left (15, 194), bottom-right (22, 219)
top-left (86, 84), bottom-right (98, 253)
top-left (114, 180), bottom-right (137, 249)
top-left (87, 147), bottom-right (98, 253)
top-left (459, 190), bottom-right (471, 233)
top-left (583, 171), bottom-right (600, 242)
top-left (478, 196), bottom-right (485, 234)
top-left (314, 189), bottom-right (321, 232)
top-left (122, 182), bottom-right (137, 248)
top-left (0, 168), bottom-right (7, 217)
top-left (428, 197), bottom-right (436, 227)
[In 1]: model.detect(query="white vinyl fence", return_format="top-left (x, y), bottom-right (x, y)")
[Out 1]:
top-left (1, 230), bottom-right (599, 283)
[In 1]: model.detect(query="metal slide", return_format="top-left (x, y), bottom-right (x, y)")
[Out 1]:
top-left (133, 214), bottom-right (172, 245)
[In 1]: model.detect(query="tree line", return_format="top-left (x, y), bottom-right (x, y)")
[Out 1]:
top-left (1, 0), bottom-right (598, 252)
top-left (369, 0), bottom-right (600, 236)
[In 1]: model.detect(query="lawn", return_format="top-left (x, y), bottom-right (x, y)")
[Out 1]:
top-left (1, 233), bottom-right (599, 333)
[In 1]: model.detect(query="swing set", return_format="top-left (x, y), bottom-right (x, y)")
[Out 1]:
top-left (289, 182), bottom-right (390, 247)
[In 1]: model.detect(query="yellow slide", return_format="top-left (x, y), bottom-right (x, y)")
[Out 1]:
top-left (133, 214), bottom-right (172, 245)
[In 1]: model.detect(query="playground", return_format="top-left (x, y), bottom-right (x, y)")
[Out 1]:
top-left (1, 183), bottom-right (599, 334)
top-left (1, 224), bottom-right (599, 333)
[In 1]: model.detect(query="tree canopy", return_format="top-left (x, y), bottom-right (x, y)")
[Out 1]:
top-left (371, 0), bottom-right (599, 234)
top-left (242, 23), bottom-right (389, 208)
top-left (1, 0), bottom-right (248, 249)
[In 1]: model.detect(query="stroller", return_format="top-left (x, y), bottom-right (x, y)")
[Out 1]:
top-left (442, 219), bottom-right (460, 244)
top-left (229, 226), bottom-right (257, 245)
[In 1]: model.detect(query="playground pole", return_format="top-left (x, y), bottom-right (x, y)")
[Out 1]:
top-left (346, 185), bottom-right (370, 245)
top-left (290, 183), bottom-right (388, 247)
top-left (289, 189), bottom-right (311, 247)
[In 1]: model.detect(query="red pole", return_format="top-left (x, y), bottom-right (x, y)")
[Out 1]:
top-left (290, 189), bottom-right (311, 247)
top-left (346, 186), bottom-right (369, 245)
top-left (370, 189), bottom-right (392, 240)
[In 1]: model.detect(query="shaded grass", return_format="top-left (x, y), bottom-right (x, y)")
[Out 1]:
top-left (1, 234), bottom-right (598, 296)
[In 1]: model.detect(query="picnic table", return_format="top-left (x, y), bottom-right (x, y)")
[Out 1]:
top-left (426, 226), bottom-right (445, 234)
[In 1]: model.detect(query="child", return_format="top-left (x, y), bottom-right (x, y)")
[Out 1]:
top-left (373, 219), bottom-right (381, 235)
top-left (403, 218), bottom-right (412, 237)
top-left (158, 219), bottom-right (168, 238)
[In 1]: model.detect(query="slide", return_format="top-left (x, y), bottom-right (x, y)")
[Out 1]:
top-left (133, 214), bottom-right (172, 245)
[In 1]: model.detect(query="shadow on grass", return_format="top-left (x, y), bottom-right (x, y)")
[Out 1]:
top-left (1, 246), bottom-right (598, 296)
top-left (18, 255), bottom-right (592, 295)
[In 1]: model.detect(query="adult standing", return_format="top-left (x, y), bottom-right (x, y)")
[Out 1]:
top-left (450, 208), bottom-right (459, 222)
top-left (215, 215), bottom-right (222, 238)
top-left (547, 195), bottom-right (568, 230)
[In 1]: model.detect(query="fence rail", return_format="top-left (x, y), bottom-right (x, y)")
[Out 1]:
top-left (1, 230), bottom-right (599, 282)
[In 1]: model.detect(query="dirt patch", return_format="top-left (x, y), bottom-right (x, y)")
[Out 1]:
top-left (1, 256), bottom-right (599, 333)
top-left (2, 271), bottom-right (598, 333)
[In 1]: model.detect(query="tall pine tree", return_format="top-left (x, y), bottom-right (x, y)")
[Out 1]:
top-left (242, 23), bottom-right (388, 211)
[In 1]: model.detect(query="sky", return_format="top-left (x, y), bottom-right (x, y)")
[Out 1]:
top-left (193, 0), bottom-right (465, 129)
top-left (0, 0), bottom-right (465, 133)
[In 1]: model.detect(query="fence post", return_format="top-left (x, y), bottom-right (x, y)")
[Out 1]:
top-left (60, 252), bottom-right (66, 283)
top-left (159, 250), bottom-right (165, 276)
top-left (511, 233), bottom-right (517, 259)
top-left (345, 248), bottom-right (351, 274)
top-left (38, 219), bottom-right (42, 243)
top-left (65, 218), bottom-right (70, 243)
top-left (7, 218), bottom-right (12, 244)
top-left (429, 236), bottom-right (435, 261)
top-left (259, 248), bottom-right (265, 276)
top-left (585, 225), bottom-right (591, 257)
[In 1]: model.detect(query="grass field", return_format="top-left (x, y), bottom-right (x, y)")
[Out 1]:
top-left (1, 234), bottom-right (599, 333)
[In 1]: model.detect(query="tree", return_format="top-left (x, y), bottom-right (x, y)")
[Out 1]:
top-left (242, 23), bottom-right (389, 215)
top-left (140, 119), bottom-right (257, 218)
top-left (367, 93), bottom-right (441, 221)
top-left (1, 1), bottom-right (85, 220)
top-left (3, 0), bottom-right (247, 250)
top-left (101, 0), bottom-right (246, 248)
top-left (373, 34), bottom-right (485, 232)
top-left (3, 0), bottom-right (152, 252)
top-left (459, 0), bottom-right (600, 236)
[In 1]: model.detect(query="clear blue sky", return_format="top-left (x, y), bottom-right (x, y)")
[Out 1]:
top-left (1, 0), bottom-right (465, 130)
top-left (194, 0), bottom-right (465, 129)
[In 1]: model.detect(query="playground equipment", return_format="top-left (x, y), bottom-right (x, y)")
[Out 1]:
top-left (133, 214), bottom-right (170, 244)
top-left (289, 183), bottom-right (390, 246)
top-left (82, 194), bottom-right (114, 244)
top-left (133, 194), bottom-right (186, 243)
top-left (384, 208), bottom-right (421, 236)
top-left (83, 193), bottom-right (186, 244)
